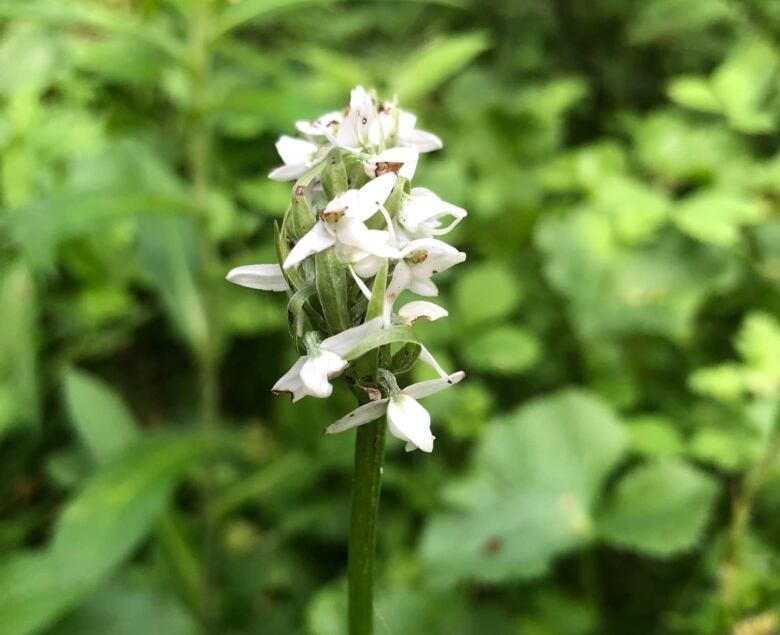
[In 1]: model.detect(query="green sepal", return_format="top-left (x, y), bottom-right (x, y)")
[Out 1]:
top-left (315, 249), bottom-right (350, 335)
top-left (320, 149), bottom-right (348, 199)
top-left (384, 176), bottom-right (408, 215)
top-left (365, 260), bottom-right (388, 321)
top-left (343, 325), bottom-right (420, 361)
top-left (344, 152), bottom-right (369, 191)
top-left (274, 219), bottom-right (304, 291)
top-left (390, 342), bottom-right (422, 375)
top-left (287, 283), bottom-right (316, 341)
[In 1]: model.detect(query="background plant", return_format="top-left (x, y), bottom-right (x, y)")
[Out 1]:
top-left (1, 0), bottom-right (780, 634)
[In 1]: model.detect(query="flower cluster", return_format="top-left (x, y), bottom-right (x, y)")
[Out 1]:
top-left (227, 87), bottom-right (466, 453)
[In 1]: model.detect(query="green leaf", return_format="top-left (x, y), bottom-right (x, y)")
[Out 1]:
top-left (667, 76), bottom-right (721, 114)
top-left (460, 325), bottom-right (540, 375)
top-left (63, 368), bottom-right (140, 463)
top-left (626, 416), bottom-right (684, 458)
top-left (674, 189), bottom-right (765, 247)
top-left (393, 32), bottom-right (490, 101)
top-left (314, 249), bottom-right (350, 334)
top-left (0, 260), bottom-right (38, 434)
top-left (0, 435), bottom-right (205, 635)
top-left (454, 262), bottom-right (522, 326)
top-left (320, 149), bottom-right (348, 199)
top-left (343, 325), bottom-right (419, 361)
top-left (137, 217), bottom-right (211, 358)
top-left (212, 0), bottom-right (338, 39)
top-left (365, 260), bottom-right (387, 321)
top-left (599, 461), bottom-right (718, 557)
top-left (421, 391), bottom-right (626, 584)
top-left (47, 573), bottom-right (200, 635)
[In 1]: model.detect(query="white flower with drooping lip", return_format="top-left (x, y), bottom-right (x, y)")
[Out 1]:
top-left (385, 238), bottom-right (467, 308)
top-left (273, 318), bottom-right (384, 402)
top-left (397, 300), bottom-right (449, 324)
top-left (225, 264), bottom-right (289, 291)
top-left (295, 110), bottom-right (343, 137)
top-left (369, 103), bottom-right (443, 153)
top-left (325, 371), bottom-right (465, 452)
top-left (363, 146), bottom-right (419, 181)
top-left (283, 173), bottom-right (399, 269)
top-left (396, 188), bottom-right (467, 241)
top-left (268, 135), bottom-right (326, 181)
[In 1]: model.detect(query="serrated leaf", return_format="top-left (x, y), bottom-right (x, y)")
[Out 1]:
top-left (421, 391), bottom-right (626, 585)
top-left (599, 460), bottom-right (719, 556)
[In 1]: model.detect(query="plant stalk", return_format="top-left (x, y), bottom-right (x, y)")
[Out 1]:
top-left (348, 416), bottom-right (386, 635)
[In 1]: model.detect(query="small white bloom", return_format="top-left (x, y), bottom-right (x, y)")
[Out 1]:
top-left (363, 147), bottom-right (419, 181)
top-left (398, 300), bottom-right (448, 324)
top-left (337, 85), bottom-right (376, 149)
top-left (396, 188), bottom-right (466, 240)
top-left (226, 264), bottom-right (289, 292)
top-left (325, 371), bottom-right (465, 452)
top-left (295, 110), bottom-right (343, 137)
top-left (268, 136), bottom-right (324, 181)
top-left (369, 103), bottom-right (442, 153)
top-left (385, 238), bottom-right (466, 310)
top-left (283, 173), bottom-right (399, 269)
top-left (273, 318), bottom-right (384, 402)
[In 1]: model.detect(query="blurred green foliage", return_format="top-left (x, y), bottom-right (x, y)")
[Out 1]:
top-left (0, 0), bottom-right (780, 633)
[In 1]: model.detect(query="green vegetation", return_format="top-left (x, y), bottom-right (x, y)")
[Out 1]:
top-left (1, 0), bottom-right (780, 633)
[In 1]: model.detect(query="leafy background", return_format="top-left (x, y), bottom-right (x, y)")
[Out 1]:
top-left (1, 0), bottom-right (780, 633)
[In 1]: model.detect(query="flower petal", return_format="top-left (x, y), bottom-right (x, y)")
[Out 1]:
top-left (353, 173), bottom-right (397, 221)
top-left (386, 394), bottom-right (434, 453)
top-left (321, 316), bottom-right (384, 357)
top-left (268, 163), bottom-right (309, 181)
top-left (400, 127), bottom-right (443, 152)
top-left (398, 301), bottom-right (448, 324)
top-left (276, 135), bottom-right (318, 166)
top-left (365, 147), bottom-right (419, 180)
top-left (409, 277), bottom-right (438, 296)
top-left (336, 217), bottom-right (399, 259)
top-left (272, 357), bottom-right (308, 402)
top-left (283, 221), bottom-right (336, 269)
top-left (325, 398), bottom-right (390, 434)
top-left (299, 351), bottom-right (347, 398)
top-left (226, 264), bottom-right (289, 292)
top-left (401, 371), bottom-right (466, 400)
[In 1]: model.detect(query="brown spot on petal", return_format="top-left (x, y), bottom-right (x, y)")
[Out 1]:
top-left (295, 185), bottom-right (306, 197)
top-left (405, 249), bottom-right (428, 264)
top-left (375, 161), bottom-right (404, 177)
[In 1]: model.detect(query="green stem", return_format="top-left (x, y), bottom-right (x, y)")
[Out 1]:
top-left (348, 416), bottom-right (386, 635)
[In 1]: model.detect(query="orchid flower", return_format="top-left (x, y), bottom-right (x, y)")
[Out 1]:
top-left (369, 104), bottom-right (443, 153)
top-left (283, 173), bottom-right (399, 269)
top-left (226, 264), bottom-right (289, 292)
top-left (363, 147), bottom-right (419, 181)
top-left (268, 135), bottom-right (328, 181)
top-left (295, 110), bottom-right (343, 138)
top-left (325, 371), bottom-right (465, 452)
top-left (385, 238), bottom-right (466, 309)
top-left (336, 85), bottom-right (376, 149)
top-left (396, 188), bottom-right (467, 240)
top-left (273, 318), bottom-right (384, 402)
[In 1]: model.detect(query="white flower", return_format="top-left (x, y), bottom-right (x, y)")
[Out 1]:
top-left (226, 264), bottom-right (289, 292)
top-left (336, 85), bottom-right (376, 149)
top-left (385, 238), bottom-right (466, 310)
top-left (295, 110), bottom-right (343, 138)
top-left (369, 104), bottom-right (442, 153)
top-left (283, 173), bottom-right (399, 269)
top-left (268, 136), bottom-right (325, 181)
top-left (397, 300), bottom-right (448, 324)
top-left (396, 188), bottom-right (466, 240)
top-left (325, 371), bottom-right (466, 452)
top-left (273, 318), bottom-right (384, 402)
top-left (363, 147), bottom-right (419, 181)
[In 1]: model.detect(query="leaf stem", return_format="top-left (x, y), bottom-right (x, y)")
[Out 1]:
top-left (348, 413), bottom-right (386, 635)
